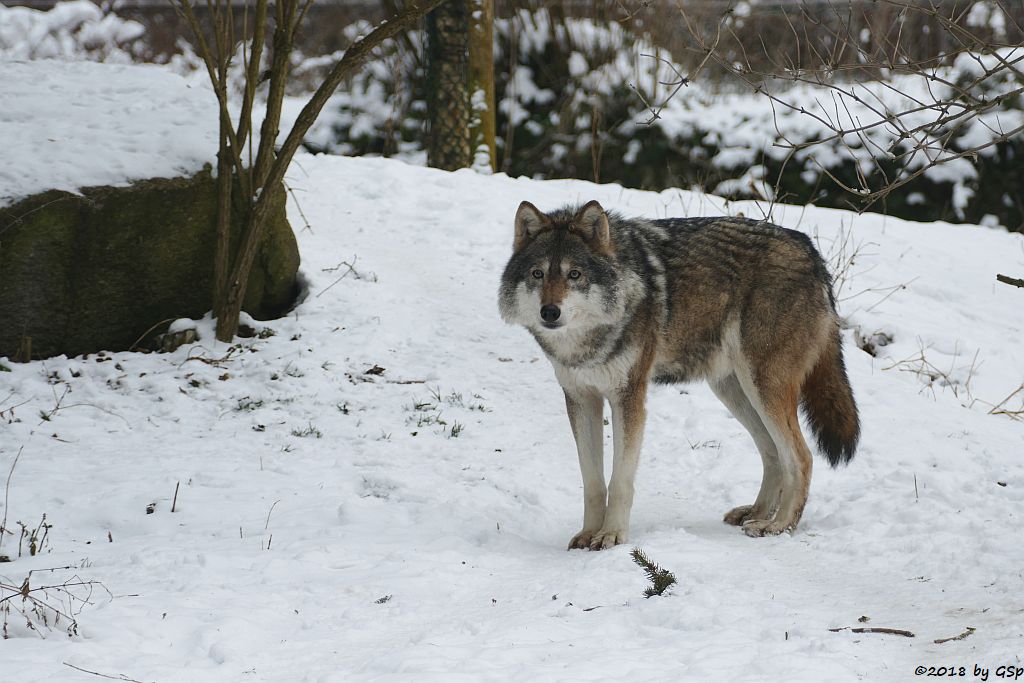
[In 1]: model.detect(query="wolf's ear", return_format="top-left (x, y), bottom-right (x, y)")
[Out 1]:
top-left (514, 201), bottom-right (550, 251)
top-left (574, 200), bottom-right (611, 250)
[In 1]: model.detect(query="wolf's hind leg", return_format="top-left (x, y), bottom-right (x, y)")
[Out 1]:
top-left (564, 389), bottom-right (606, 550)
top-left (736, 376), bottom-right (813, 537)
top-left (710, 373), bottom-right (781, 526)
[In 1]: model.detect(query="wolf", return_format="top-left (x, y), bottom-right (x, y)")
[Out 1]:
top-left (498, 201), bottom-right (859, 550)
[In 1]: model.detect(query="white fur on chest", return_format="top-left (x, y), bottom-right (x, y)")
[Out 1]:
top-left (551, 346), bottom-right (638, 397)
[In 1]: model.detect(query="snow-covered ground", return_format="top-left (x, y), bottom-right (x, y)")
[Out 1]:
top-left (0, 60), bottom-right (216, 206)
top-left (2, 150), bottom-right (1023, 681)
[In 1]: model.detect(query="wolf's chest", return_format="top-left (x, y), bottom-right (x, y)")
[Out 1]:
top-left (550, 347), bottom-right (639, 396)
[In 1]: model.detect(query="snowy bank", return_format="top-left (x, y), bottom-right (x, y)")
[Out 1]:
top-left (0, 60), bottom-right (217, 206)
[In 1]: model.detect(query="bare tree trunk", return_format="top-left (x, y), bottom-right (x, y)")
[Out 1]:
top-left (178, 0), bottom-right (452, 342)
top-left (213, 181), bottom-right (280, 341)
top-left (212, 0), bottom-right (296, 342)
top-left (212, 66), bottom-right (232, 314)
top-left (468, 0), bottom-right (496, 172)
top-left (427, 1), bottom-right (471, 170)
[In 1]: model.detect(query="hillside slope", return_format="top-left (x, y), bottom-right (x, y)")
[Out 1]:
top-left (1, 154), bottom-right (1022, 682)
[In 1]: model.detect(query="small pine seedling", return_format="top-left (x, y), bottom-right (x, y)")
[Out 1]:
top-left (631, 547), bottom-right (677, 598)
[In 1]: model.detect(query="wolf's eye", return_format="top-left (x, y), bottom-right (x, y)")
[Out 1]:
top-left (568, 269), bottom-right (582, 280)
top-left (531, 269), bottom-right (544, 279)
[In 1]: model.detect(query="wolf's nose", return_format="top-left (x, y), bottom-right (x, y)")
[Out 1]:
top-left (540, 305), bottom-right (561, 323)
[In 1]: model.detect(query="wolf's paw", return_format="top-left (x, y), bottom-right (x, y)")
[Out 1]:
top-left (724, 505), bottom-right (773, 526)
top-left (741, 518), bottom-right (793, 537)
top-left (588, 528), bottom-right (627, 550)
top-left (567, 529), bottom-right (597, 550)
top-left (723, 505), bottom-right (757, 526)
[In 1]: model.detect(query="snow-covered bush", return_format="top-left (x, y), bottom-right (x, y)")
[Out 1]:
top-left (305, 9), bottom-right (683, 182)
top-left (308, 10), bottom-right (1023, 231)
top-left (659, 54), bottom-right (1023, 229)
top-left (0, 0), bottom-right (145, 62)
top-left (292, 21), bottom-right (428, 159)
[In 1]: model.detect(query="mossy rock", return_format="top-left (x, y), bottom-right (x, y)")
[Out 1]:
top-left (0, 170), bottom-right (299, 359)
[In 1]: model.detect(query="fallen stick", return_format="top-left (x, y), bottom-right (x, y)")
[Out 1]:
top-left (996, 274), bottom-right (1024, 289)
top-left (934, 626), bottom-right (976, 644)
top-left (829, 626), bottom-right (915, 637)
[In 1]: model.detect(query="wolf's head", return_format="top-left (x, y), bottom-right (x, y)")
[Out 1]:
top-left (498, 200), bottom-right (626, 336)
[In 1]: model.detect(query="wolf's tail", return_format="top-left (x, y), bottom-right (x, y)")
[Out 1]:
top-left (800, 327), bottom-right (860, 467)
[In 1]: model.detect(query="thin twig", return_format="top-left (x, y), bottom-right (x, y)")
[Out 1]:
top-left (316, 259), bottom-right (366, 298)
top-left (264, 499), bottom-right (280, 530)
top-left (128, 318), bottom-right (178, 352)
top-left (0, 195), bottom-right (89, 237)
top-left (987, 383), bottom-right (1024, 419)
top-left (39, 396), bottom-right (132, 429)
top-left (0, 447), bottom-right (24, 555)
top-left (62, 663), bottom-right (147, 683)
top-left (283, 181), bottom-right (313, 233)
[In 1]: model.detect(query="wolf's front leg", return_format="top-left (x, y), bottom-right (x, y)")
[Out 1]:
top-left (592, 382), bottom-right (647, 550)
top-left (563, 389), bottom-right (606, 550)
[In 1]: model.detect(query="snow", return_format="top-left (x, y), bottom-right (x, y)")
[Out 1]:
top-left (567, 51), bottom-right (588, 78)
top-left (966, 1), bottom-right (1007, 38)
top-left (2, 149), bottom-right (1023, 680)
top-left (0, 60), bottom-right (217, 206)
top-left (501, 65), bottom-right (556, 126)
top-left (710, 146), bottom-right (759, 170)
top-left (0, 1), bottom-right (144, 62)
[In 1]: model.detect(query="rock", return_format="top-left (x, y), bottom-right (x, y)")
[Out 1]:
top-left (156, 328), bottom-right (198, 354)
top-left (0, 170), bottom-right (299, 359)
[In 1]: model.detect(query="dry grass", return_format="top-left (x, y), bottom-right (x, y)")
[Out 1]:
top-left (1, 568), bottom-right (110, 639)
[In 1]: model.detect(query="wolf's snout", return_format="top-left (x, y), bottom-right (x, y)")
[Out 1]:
top-left (540, 305), bottom-right (561, 323)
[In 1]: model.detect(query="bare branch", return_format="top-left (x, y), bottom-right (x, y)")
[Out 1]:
top-left (666, 0), bottom-right (1024, 210)
top-left (173, 0), bottom-right (251, 198)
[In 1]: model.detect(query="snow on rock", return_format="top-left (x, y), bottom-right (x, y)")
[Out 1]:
top-left (0, 60), bottom-right (217, 206)
top-left (1, 152), bottom-right (1022, 680)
